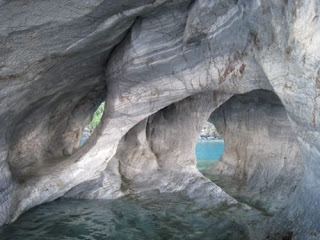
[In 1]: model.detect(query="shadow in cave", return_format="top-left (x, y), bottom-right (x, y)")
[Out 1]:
top-left (7, 89), bottom-right (107, 183)
top-left (201, 90), bottom-right (303, 215)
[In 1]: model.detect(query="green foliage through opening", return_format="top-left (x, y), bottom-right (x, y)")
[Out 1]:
top-left (87, 102), bottom-right (105, 133)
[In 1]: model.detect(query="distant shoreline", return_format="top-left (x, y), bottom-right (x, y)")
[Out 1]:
top-left (197, 139), bottom-right (224, 143)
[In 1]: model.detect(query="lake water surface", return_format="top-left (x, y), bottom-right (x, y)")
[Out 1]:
top-left (0, 141), bottom-right (236, 240)
top-left (0, 193), bottom-right (252, 240)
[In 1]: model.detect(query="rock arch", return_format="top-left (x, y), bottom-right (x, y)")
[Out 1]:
top-left (0, 0), bottom-right (319, 238)
top-left (209, 90), bottom-right (303, 213)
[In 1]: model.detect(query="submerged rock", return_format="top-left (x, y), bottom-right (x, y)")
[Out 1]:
top-left (0, 0), bottom-right (320, 239)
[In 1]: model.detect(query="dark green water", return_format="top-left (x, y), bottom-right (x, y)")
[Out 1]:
top-left (0, 140), bottom-right (253, 240)
top-left (0, 194), bottom-right (250, 240)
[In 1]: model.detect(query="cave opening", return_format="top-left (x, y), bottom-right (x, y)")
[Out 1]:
top-left (202, 89), bottom-right (303, 214)
top-left (80, 101), bottom-right (105, 146)
top-left (195, 122), bottom-right (224, 172)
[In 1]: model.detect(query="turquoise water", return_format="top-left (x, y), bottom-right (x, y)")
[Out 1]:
top-left (196, 140), bottom-right (224, 171)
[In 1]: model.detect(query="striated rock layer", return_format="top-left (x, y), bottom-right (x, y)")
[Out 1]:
top-left (209, 90), bottom-right (303, 214)
top-left (0, 0), bottom-right (320, 239)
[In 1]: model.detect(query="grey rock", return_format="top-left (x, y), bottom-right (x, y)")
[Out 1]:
top-left (209, 90), bottom-right (303, 214)
top-left (0, 0), bottom-right (319, 239)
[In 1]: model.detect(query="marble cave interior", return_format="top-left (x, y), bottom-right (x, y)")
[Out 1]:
top-left (0, 0), bottom-right (320, 239)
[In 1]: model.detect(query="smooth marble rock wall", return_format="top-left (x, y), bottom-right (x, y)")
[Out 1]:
top-left (0, 1), bottom-right (319, 238)
top-left (209, 90), bottom-right (303, 213)
top-left (65, 92), bottom-right (237, 205)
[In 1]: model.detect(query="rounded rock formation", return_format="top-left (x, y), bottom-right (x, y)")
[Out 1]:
top-left (0, 0), bottom-right (319, 239)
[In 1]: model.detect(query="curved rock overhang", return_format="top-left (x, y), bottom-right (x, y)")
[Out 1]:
top-left (0, 0), bottom-right (319, 239)
top-left (209, 90), bottom-right (303, 213)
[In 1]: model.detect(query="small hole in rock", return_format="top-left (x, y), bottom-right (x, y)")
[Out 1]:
top-left (80, 101), bottom-right (105, 146)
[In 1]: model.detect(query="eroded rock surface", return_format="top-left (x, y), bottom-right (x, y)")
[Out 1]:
top-left (209, 90), bottom-right (303, 214)
top-left (0, 0), bottom-right (320, 239)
